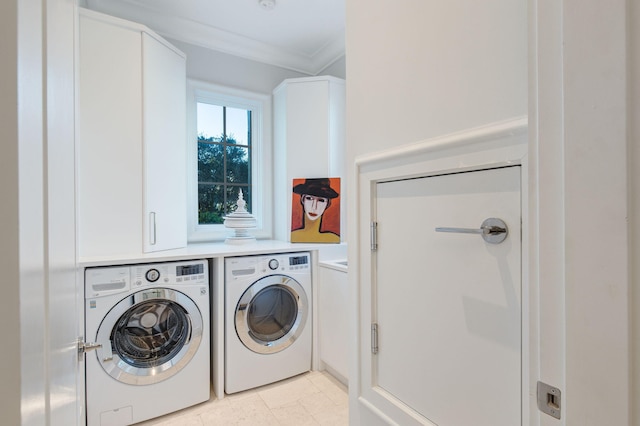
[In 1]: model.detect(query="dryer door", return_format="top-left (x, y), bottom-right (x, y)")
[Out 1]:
top-left (235, 275), bottom-right (308, 354)
top-left (95, 288), bottom-right (203, 385)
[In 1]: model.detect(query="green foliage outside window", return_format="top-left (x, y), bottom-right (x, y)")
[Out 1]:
top-left (197, 134), bottom-right (251, 224)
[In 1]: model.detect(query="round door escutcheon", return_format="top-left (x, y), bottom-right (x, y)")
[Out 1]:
top-left (480, 218), bottom-right (508, 244)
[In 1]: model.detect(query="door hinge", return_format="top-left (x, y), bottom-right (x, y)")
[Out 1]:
top-left (370, 221), bottom-right (378, 251)
top-left (371, 323), bottom-right (379, 354)
top-left (537, 381), bottom-right (561, 419)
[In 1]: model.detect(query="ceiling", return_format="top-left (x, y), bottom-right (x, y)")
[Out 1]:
top-left (85, 0), bottom-right (346, 75)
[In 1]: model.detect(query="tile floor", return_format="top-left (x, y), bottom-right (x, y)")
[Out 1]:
top-left (136, 371), bottom-right (349, 426)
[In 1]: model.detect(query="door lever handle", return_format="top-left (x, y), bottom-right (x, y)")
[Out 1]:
top-left (435, 218), bottom-right (509, 244)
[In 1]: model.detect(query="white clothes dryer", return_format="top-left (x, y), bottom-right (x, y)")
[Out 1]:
top-left (225, 252), bottom-right (312, 394)
top-left (84, 260), bottom-right (210, 426)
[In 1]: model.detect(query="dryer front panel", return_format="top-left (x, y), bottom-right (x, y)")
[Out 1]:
top-left (95, 288), bottom-right (203, 385)
top-left (235, 275), bottom-right (308, 354)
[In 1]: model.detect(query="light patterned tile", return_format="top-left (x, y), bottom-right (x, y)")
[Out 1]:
top-left (308, 371), bottom-right (346, 393)
top-left (141, 413), bottom-right (204, 426)
top-left (297, 390), bottom-right (337, 415)
top-left (311, 402), bottom-right (349, 426)
top-left (257, 376), bottom-right (321, 409)
top-left (134, 372), bottom-right (348, 426)
top-left (308, 372), bottom-right (349, 406)
top-left (197, 399), bottom-right (236, 425)
top-left (320, 385), bottom-right (349, 406)
top-left (200, 395), bottom-right (280, 426)
top-left (226, 393), bottom-right (265, 410)
top-left (270, 401), bottom-right (321, 426)
top-left (233, 394), bottom-right (280, 426)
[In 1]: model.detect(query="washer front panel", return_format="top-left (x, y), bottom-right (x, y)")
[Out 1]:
top-left (235, 274), bottom-right (308, 354)
top-left (96, 288), bottom-right (203, 385)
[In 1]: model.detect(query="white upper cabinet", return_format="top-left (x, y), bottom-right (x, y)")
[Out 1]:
top-left (141, 33), bottom-right (187, 253)
top-left (77, 9), bottom-right (187, 258)
top-left (272, 76), bottom-right (346, 242)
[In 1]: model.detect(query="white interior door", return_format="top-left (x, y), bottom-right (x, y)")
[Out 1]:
top-left (366, 166), bottom-right (521, 426)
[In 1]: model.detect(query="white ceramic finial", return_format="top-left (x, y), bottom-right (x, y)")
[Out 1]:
top-left (236, 189), bottom-right (247, 213)
top-left (223, 189), bottom-right (256, 244)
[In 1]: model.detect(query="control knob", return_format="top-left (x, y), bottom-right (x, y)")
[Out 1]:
top-left (145, 268), bottom-right (160, 282)
top-left (268, 259), bottom-right (279, 270)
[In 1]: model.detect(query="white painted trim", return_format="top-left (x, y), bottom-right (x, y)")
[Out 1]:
top-left (85, 0), bottom-right (344, 75)
top-left (273, 75), bottom-right (345, 95)
top-left (355, 116), bottom-right (528, 168)
top-left (528, 2), bottom-right (564, 425)
top-left (352, 117), bottom-right (532, 425)
top-left (186, 79), bottom-right (273, 243)
top-left (211, 257), bottom-right (225, 400)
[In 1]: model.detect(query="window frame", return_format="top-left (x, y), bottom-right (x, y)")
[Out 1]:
top-left (187, 79), bottom-right (273, 242)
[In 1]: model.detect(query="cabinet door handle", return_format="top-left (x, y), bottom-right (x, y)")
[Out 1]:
top-left (149, 212), bottom-right (157, 245)
top-left (435, 217), bottom-right (509, 244)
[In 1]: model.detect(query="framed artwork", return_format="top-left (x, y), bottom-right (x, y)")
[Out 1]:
top-left (290, 177), bottom-right (341, 243)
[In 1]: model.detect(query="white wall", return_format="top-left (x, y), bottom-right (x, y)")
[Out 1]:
top-left (561, 1), bottom-right (629, 424)
top-left (346, 0), bottom-right (527, 160)
top-left (531, 0), bottom-right (633, 424)
top-left (346, 0), bottom-right (637, 425)
top-left (345, 1), bottom-right (527, 424)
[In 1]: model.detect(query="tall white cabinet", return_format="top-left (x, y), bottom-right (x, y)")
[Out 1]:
top-left (77, 9), bottom-right (187, 258)
top-left (272, 76), bottom-right (346, 242)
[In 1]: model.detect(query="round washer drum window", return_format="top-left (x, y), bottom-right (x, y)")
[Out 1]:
top-left (96, 288), bottom-right (203, 385)
top-left (111, 300), bottom-right (190, 368)
top-left (236, 275), bottom-right (308, 354)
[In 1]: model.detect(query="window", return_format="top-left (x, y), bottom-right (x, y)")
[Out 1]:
top-left (187, 80), bottom-right (272, 242)
top-left (197, 103), bottom-right (251, 224)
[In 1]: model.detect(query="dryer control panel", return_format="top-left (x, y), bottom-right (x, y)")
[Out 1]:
top-left (226, 252), bottom-right (311, 280)
top-left (287, 254), bottom-right (310, 270)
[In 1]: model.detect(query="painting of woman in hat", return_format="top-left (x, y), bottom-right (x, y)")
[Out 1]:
top-left (291, 177), bottom-right (340, 243)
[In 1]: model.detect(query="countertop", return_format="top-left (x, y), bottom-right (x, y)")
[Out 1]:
top-left (78, 240), bottom-right (328, 267)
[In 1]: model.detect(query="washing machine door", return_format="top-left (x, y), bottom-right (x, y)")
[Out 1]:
top-left (235, 275), bottom-right (308, 354)
top-left (95, 288), bottom-right (203, 385)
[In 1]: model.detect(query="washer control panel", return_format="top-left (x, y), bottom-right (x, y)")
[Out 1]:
top-left (86, 260), bottom-right (209, 298)
top-left (131, 260), bottom-right (208, 288)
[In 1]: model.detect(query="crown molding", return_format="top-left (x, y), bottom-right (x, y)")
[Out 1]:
top-left (86, 0), bottom-right (345, 75)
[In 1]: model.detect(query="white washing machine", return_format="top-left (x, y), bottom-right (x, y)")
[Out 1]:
top-left (84, 260), bottom-right (210, 426)
top-left (225, 252), bottom-right (312, 394)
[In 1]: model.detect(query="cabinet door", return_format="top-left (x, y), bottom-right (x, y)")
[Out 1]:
top-left (78, 14), bottom-right (143, 258)
top-left (318, 266), bottom-right (349, 380)
top-left (363, 166), bottom-right (522, 426)
top-left (142, 33), bottom-right (187, 252)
